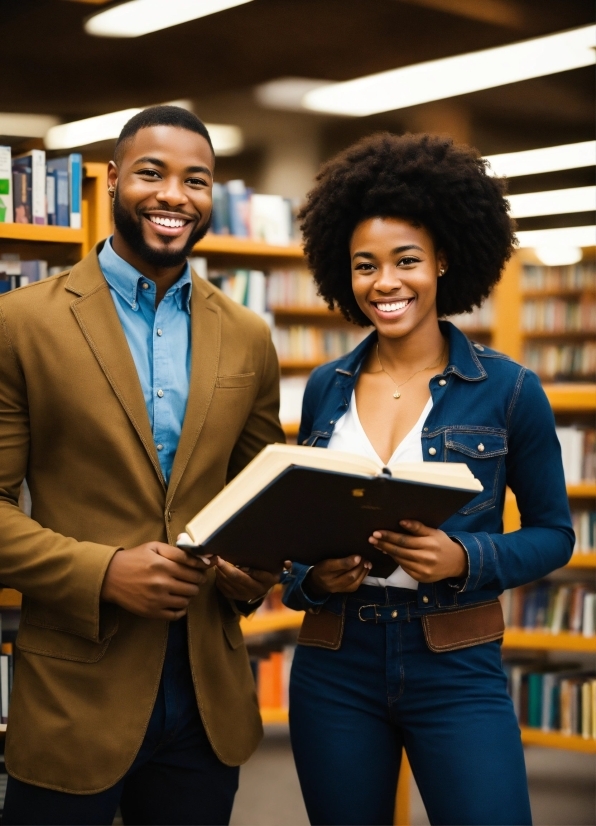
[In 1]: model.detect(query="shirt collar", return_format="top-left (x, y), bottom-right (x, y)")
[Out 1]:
top-left (333, 321), bottom-right (487, 382)
top-left (98, 236), bottom-right (192, 314)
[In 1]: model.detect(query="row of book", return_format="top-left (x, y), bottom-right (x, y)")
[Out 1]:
top-left (271, 325), bottom-right (368, 363)
top-left (521, 263), bottom-right (596, 293)
top-left (0, 147), bottom-right (82, 228)
top-left (572, 510), bottom-right (596, 552)
top-left (500, 583), bottom-right (596, 637)
top-left (0, 256), bottom-right (66, 293)
top-left (524, 342), bottom-right (596, 381)
top-left (266, 269), bottom-right (326, 309)
top-left (505, 662), bottom-right (596, 739)
top-left (555, 426), bottom-right (595, 484)
top-left (211, 180), bottom-right (298, 246)
top-left (446, 299), bottom-right (494, 331)
top-left (522, 298), bottom-right (596, 333)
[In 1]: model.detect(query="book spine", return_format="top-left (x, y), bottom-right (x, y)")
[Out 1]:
top-left (12, 168), bottom-right (31, 223)
top-left (30, 149), bottom-right (47, 225)
top-left (0, 146), bottom-right (13, 223)
top-left (46, 172), bottom-right (56, 225)
top-left (68, 153), bottom-right (83, 229)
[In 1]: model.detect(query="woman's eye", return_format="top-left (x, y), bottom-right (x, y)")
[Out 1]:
top-left (398, 256), bottom-right (419, 266)
top-left (355, 262), bottom-right (375, 272)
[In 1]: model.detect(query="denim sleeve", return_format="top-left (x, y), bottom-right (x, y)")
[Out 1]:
top-left (281, 561), bottom-right (330, 612)
top-left (448, 369), bottom-right (574, 593)
top-left (296, 368), bottom-right (322, 447)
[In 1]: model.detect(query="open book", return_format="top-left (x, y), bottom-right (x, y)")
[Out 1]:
top-left (182, 444), bottom-right (483, 578)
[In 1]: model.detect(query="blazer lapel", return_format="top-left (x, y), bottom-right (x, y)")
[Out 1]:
top-left (166, 275), bottom-right (221, 505)
top-left (66, 247), bottom-right (165, 488)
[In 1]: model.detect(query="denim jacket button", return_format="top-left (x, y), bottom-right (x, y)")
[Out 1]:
top-left (422, 596), bottom-right (429, 604)
top-left (478, 443), bottom-right (485, 452)
top-left (438, 379), bottom-right (447, 386)
top-left (428, 447), bottom-right (437, 456)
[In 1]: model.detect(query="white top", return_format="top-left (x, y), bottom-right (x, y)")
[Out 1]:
top-left (327, 392), bottom-right (433, 589)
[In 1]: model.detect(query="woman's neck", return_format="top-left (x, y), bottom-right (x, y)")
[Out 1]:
top-left (376, 319), bottom-right (446, 377)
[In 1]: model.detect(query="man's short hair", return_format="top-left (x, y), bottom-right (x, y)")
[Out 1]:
top-left (114, 105), bottom-right (214, 165)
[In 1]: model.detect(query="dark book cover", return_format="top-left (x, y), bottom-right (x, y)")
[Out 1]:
top-left (194, 465), bottom-right (477, 577)
top-left (12, 169), bottom-right (31, 224)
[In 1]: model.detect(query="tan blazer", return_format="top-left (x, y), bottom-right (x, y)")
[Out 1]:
top-left (0, 244), bottom-right (285, 793)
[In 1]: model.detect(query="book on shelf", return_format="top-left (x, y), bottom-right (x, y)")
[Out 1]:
top-left (571, 509), bottom-right (596, 553)
top-left (272, 325), bottom-right (367, 362)
top-left (524, 341), bottom-right (596, 381)
top-left (504, 660), bottom-right (596, 739)
top-left (209, 179), bottom-right (297, 244)
top-left (13, 149), bottom-right (46, 225)
top-left (250, 644), bottom-right (295, 712)
top-left (250, 194), bottom-right (292, 246)
top-left (555, 425), bottom-right (596, 484)
top-left (226, 179), bottom-right (251, 238)
top-left (0, 147), bottom-right (13, 223)
top-left (500, 582), bottom-right (596, 637)
top-left (522, 297), bottom-right (596, 334)
top-left (0, 255), bottom-right (51, 293)
top-left (279, 376), bottom-right (307, 425)
top-left (46, 154), bottom-right (83, 230)
top-left (267, 270), bottom-right (327, 309)
top-left (522, 262), bottom-right (596, 292)
top-left (178, 443), bottom-right (482, 578)
top-left (46, 162), bottom-right (69, 227)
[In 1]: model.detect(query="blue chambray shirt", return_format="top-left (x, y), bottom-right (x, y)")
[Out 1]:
top-left (98, 237), bottom-right (192, 484)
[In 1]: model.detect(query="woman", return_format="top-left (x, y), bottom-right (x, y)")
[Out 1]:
top-left (282, 133), bottom-right (573, 826)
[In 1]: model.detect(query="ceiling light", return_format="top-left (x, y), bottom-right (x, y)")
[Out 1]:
top-left (303, 24), bottom-right (595, 116)
top-left (0, 113), bottom-right (59, 138)
top-left (508, 186), bottom-right (596, 219)
top-left (485, 141), bottom-right (595, 177)
top-left (44, 107), bottom-right (244, 156)
top-left (534, 246), bottom-right (583, 266)
top-left (85, 0), bottom-right (253, 38)
top-left (45, 108), bottom-right (143, 149)
top-left (255, 78), bottom-right (332, 112)
top-left (516, 226), bottom-right (596, 249)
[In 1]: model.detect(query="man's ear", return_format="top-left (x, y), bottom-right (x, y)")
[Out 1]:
top-left (107, 161), bottom-right (118, 194)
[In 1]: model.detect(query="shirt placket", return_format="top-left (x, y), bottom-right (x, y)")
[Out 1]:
top-left (153, 293), bottom-right (173, 482)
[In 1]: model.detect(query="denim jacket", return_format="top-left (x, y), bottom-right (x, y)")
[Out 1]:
top-left (283, 321), bottom-right (574, 615)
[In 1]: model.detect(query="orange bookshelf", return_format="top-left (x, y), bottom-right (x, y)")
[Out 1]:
top-left (543, 384), bottom-right (596, 412)
top-left (0, 224), bottom-right (86, 244)
top-left (240, 609), bottom-right (303, 637)
top-left (279, 359), bottom-right (325, 372)
top-left (195, 235), bottom-right (303, 259)
top-left (567, 483), bottom-right (596, 499)
top-left (565, 553), bottom-right (596, 568)
top-left (520, 727), bottom-right (596, 753)
top-left (0, 589), bottom-right (21, 608)
top-left (503, 629), bottom-right (596, 653)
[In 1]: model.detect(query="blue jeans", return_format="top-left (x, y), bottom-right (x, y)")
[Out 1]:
top-left (2, 620), bottom-right (239, 826)
top-left (289, 585), bottom-right (531, 826)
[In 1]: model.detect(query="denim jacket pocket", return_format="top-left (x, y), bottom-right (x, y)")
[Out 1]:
top-left (445, 428), bottom-right (507, 515)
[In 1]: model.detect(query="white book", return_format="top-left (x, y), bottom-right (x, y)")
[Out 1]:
top-left (247, 270), bottom-right (267, 315)
top-left (0, 655), bottom-right (9, 722)
top-left (582, 593), bottom-right (595, 638)
top-left (14, 149), bottom-right (46, 225)
top-left (250, 194), bottom-right (291, 246)
top-left (0, 146), bottom-right (13, 223)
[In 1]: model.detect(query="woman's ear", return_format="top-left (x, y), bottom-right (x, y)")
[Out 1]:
top-left (437, 252), bottom-right (448, 277)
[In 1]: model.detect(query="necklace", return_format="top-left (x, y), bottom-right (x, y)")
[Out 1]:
top-left (375, 340), bottom-right (447, 399)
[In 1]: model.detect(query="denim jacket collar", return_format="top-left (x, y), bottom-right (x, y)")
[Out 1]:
top-left (333, 321), bottom-right (487, 384)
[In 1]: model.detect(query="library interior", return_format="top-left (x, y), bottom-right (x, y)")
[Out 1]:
top-left (0, 1), bottom-right (594, 824)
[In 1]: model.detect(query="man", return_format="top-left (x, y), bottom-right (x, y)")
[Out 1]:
top-left (0, 106), bottom-right (284, 825)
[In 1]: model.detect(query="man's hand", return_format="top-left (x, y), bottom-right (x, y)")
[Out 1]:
top-left (368, 520), bottom-right (467, 583)
top-left (215, 557), bottom-right (280, 603)
top-left (101, 542), bottom-right (213, 621)
top-left (303, 555), bottom-right (372, 598)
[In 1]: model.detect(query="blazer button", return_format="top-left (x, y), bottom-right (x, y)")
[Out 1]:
top-left (428, 447), bottom-right (437, 456)
top-left (166, 510), bottom-right (172, 521)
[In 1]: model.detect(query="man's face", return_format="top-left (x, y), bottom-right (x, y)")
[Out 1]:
top-left (108, 125), bottom-right (214, 268)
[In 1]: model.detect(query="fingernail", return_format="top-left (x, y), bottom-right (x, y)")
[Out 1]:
top-left (354, 556), bottom-right (361, 563)
top-left (368, 537), bottom-right (377, 544)
top-left (372, 531), bottom-right (382, 538)
top-left (400, 520), bottom-right (410, 526)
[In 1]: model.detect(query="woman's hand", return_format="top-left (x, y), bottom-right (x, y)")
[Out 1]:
top-left (302, 556), bottom-right (372, 598)
top-left (369, 520), bottom-right (467, 583)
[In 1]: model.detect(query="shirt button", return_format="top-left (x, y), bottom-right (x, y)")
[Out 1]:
top-left (478, 443), bottom-right (485, 452)
top-left (438, 379), bottom-right (447, 386)
top-left (157, 389), bottom-right (164, 398)
top-left (422, 596), bottom-right (429, 604)
top-left (429, 447), bottom-right (437, 456)
top-left (156, 444), bottom-right (164, 451)
top-left (391, 610), bottom-right (398, 618)
top-left (157, 329), bottom-right (163, 336)
top-left (141, 282), bottom-right (150, 290)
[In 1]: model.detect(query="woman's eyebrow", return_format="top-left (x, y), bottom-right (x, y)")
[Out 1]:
top-left (352, 244), bottom-right (424, 260)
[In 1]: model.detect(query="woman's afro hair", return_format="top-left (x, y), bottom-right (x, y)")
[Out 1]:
top-left (299, 132), bottom-right (516, 325)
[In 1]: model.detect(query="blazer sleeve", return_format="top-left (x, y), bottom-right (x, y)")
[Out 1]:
top-left (0, 305), bottom-right (120, 642)
top-left (226, 322), bottom-right (286, 482)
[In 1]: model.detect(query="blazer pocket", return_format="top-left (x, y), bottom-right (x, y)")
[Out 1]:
top-left (17, 603), bottom-right (119, 663)
top-left (216, 372), bottom-right (255, 389)
top-left (222, 619), bottom-right (244, 650)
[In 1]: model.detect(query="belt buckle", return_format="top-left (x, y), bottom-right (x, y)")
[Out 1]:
top-left (358, 604), bottom-right (380, 623)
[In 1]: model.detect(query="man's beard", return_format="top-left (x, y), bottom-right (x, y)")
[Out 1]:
top-left (112, 190), bottom-right (211, 268)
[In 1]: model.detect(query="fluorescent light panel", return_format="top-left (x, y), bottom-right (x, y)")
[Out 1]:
top-left (85, 0), bottom-right (253, 37)
top-left (516, 225), bottom-right (596, 249)
top-left (0, 113), bottom-right (59, 138)
top-left (303, 25), bottom-right (596, 116)
top-left (485, 141), bottom-right (596, 177)
top-left (508, 186), bottom-right (596, 219)
top-left (44, 107), bottom-right (243, 155)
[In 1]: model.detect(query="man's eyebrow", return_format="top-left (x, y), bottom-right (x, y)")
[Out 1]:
top-left (133, 157), bottom-right (213, 178)
top-left (352, 244), bottom-right (424, 260)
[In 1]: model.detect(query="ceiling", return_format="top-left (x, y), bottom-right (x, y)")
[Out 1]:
top-left (1, 0), bottom-right (594, 219)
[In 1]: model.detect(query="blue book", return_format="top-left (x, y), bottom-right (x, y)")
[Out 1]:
top-left (226, 180), bottom-right (250, 237)
top-left (47, 154), bottom-right (82, 229)
top-left (211, 182), bottom-right (230, 235)
top-left (46, 169), bottom-right (69, 226)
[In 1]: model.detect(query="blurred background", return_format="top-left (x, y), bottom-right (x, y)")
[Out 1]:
top-left (0, 1), bottom-right (594, 824)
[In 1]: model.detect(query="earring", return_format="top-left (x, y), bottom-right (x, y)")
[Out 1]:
top-left (438, 268), bottom-right (445, 277)
top-left (107, 187), bottom-right (115, 197)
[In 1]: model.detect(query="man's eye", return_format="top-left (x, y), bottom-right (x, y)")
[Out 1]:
top-left (138, 169), bottom-right (160, 178)
top-left (187, 178), bottom-right (207, 186)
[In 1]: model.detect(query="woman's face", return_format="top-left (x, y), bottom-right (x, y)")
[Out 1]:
top-left (350, 216), bottom-right (447, 341)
